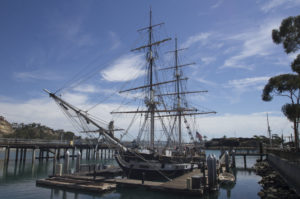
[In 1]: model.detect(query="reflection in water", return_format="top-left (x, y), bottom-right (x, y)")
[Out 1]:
top-left (0, 149), bottom-right (262, 199)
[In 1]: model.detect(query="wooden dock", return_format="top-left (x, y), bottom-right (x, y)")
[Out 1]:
top-left (105, 169), bottom-right (204, 196)
top-left (37, 168), bottom-right (207, 196)
top-left (36, 176), bottom-right (116, 193)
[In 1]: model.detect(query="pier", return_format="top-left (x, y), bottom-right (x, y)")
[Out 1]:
top-left (0, 138), bottom-right (117, 164)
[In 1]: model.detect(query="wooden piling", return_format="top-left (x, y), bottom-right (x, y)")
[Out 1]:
top-left (23, 148), bottom-right (27, 162)
top-left (4, 147), bottom-right (10, 163)
top-left (32, 149), bottom-right (36, 164)
top-left (20, 148), bottom-right (24, 161)
top-left (15, 148), bottom-right (19, 162)
top-left (46, 150), bottom-right (49, 161)
top-left (57, 148), bottom-right (60, 160)
top-left (86, 149), bottom-right (89, 160)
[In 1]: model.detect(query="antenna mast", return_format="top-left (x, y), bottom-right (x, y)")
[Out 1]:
top-left (267, 113), bottom-right (272, 147)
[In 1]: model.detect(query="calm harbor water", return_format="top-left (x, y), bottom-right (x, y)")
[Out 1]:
top-left (0, 149), bottom-right (262, 199)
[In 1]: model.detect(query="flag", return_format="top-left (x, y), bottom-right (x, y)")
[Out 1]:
top-left (196, 131), bottom-right (202, 141)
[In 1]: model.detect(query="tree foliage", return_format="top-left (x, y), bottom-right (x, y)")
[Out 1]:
top-left (291, 54), bottom-right (300, 74)
top-left (282, 103), bottom-right (300, 122)
top-left (272, 15), bottom-right (300, 54)
top-left (262, 74), bottom-right (300, 101)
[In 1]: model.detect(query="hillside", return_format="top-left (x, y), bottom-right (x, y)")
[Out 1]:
top-left (0, 115), bottom-right (75, 140)
top-left (0, 116), bottom-right (14, 137)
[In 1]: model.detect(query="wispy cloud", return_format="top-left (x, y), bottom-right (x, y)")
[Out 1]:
top-left (101, 54), bottom-right (146, 82)
top-left (201, 57), bottom-right (216, 65)
top-left (225, 76), bottom-right (270, 91)
top-left (13, 70), bottom-right (62, 81)
top-left (109, 31), bottom-right (121, 50)
top-left (73, 84), bottom-right (99, 93)
top-left (181, 33), bottom-right (211, 48)
top-left (221, 19), bottom-right (280, 69)
top-left (195, 77), bottom-right (217, 86)
top-left (260, 0), bottom-right (300, 13)
top-left (211, 0), bottom-right (224, 9)
top-left (52, 15), bottom-right (96, 47)
top-left (73, 84), bottom-right (117, 96)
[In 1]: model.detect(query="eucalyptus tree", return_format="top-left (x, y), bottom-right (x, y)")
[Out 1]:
top-left (262, 15), bottom-right (300, 150)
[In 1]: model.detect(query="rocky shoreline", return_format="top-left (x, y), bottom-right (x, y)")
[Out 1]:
top-left (255, 160), bottom-right (299, 199)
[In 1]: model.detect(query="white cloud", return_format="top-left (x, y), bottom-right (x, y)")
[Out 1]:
top-left (13, 70), bottom-right (62, 81)
top-left (0, 94), bottom-right (291, 141)
top-left (101, 54), bottom-right (146, 82)
top-left (109, 31), bottom-right (121, 50)
top-left (0, 93), bottom-right (139, 137)
top-left (196, 112), bottom-right (290, 139)
top-left (61, 92), bottom-right (89, 106)
top-left (260, 0), bottom-right (300, 13)
top-left (221, 19), bottom-right (280, 69)
top-left (181, 33), bottom-right (211, 48)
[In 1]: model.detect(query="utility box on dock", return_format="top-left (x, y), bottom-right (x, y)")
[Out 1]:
top-left (55, 164), bottom-right (63, 176)
top-left (191, 175), bottom-right (201, 189)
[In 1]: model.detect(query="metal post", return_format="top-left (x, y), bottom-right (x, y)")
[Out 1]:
top-left (225, 151), bottom-right (229, 172)
top-left (80, 149), bottom-right (83, 160)
top-left (243, 155), bottom-right (247, 168)
top-left (64, 150), bottom-right (70, 174)
top-left (76, 151), bottom-right (81, 173)
top-left (53, 149), bottom-right (57, 176)
top-left (212, 154), bottom-right (217, 187)
top-left (207, 155), bottom-right (213, 189)
top-left (231, 150), bottom-right (236, 168)
top-left (72, 148), bottom-right (75, 160)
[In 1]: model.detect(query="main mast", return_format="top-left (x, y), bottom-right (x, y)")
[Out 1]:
top-left (174, 38), bottom-right (182, 150)
top-left (149, 9), bottom-right (155, 150)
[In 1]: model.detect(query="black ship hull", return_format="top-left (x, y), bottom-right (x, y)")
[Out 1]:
top-left (115, 151), bottom-right (194, 181)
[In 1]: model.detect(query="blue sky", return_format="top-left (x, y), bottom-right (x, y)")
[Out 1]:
top-left (1, 0), bottom-right (300, 140)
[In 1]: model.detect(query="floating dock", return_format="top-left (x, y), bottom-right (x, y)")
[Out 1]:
top-left (37, 168), bottom-right (225, 196)
top-left (36, 176), bottom-right (116, 193)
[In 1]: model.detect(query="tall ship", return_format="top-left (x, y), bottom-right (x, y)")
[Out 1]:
top-left (45, 9), bottom-right (216, 181)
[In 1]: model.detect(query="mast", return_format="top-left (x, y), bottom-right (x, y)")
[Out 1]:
top-left (174, 37), bottom-right (182, 150)
top-left (148, 8), bottom-right (155, 150)
top-left (267, 113), bottom-right (272, 147)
